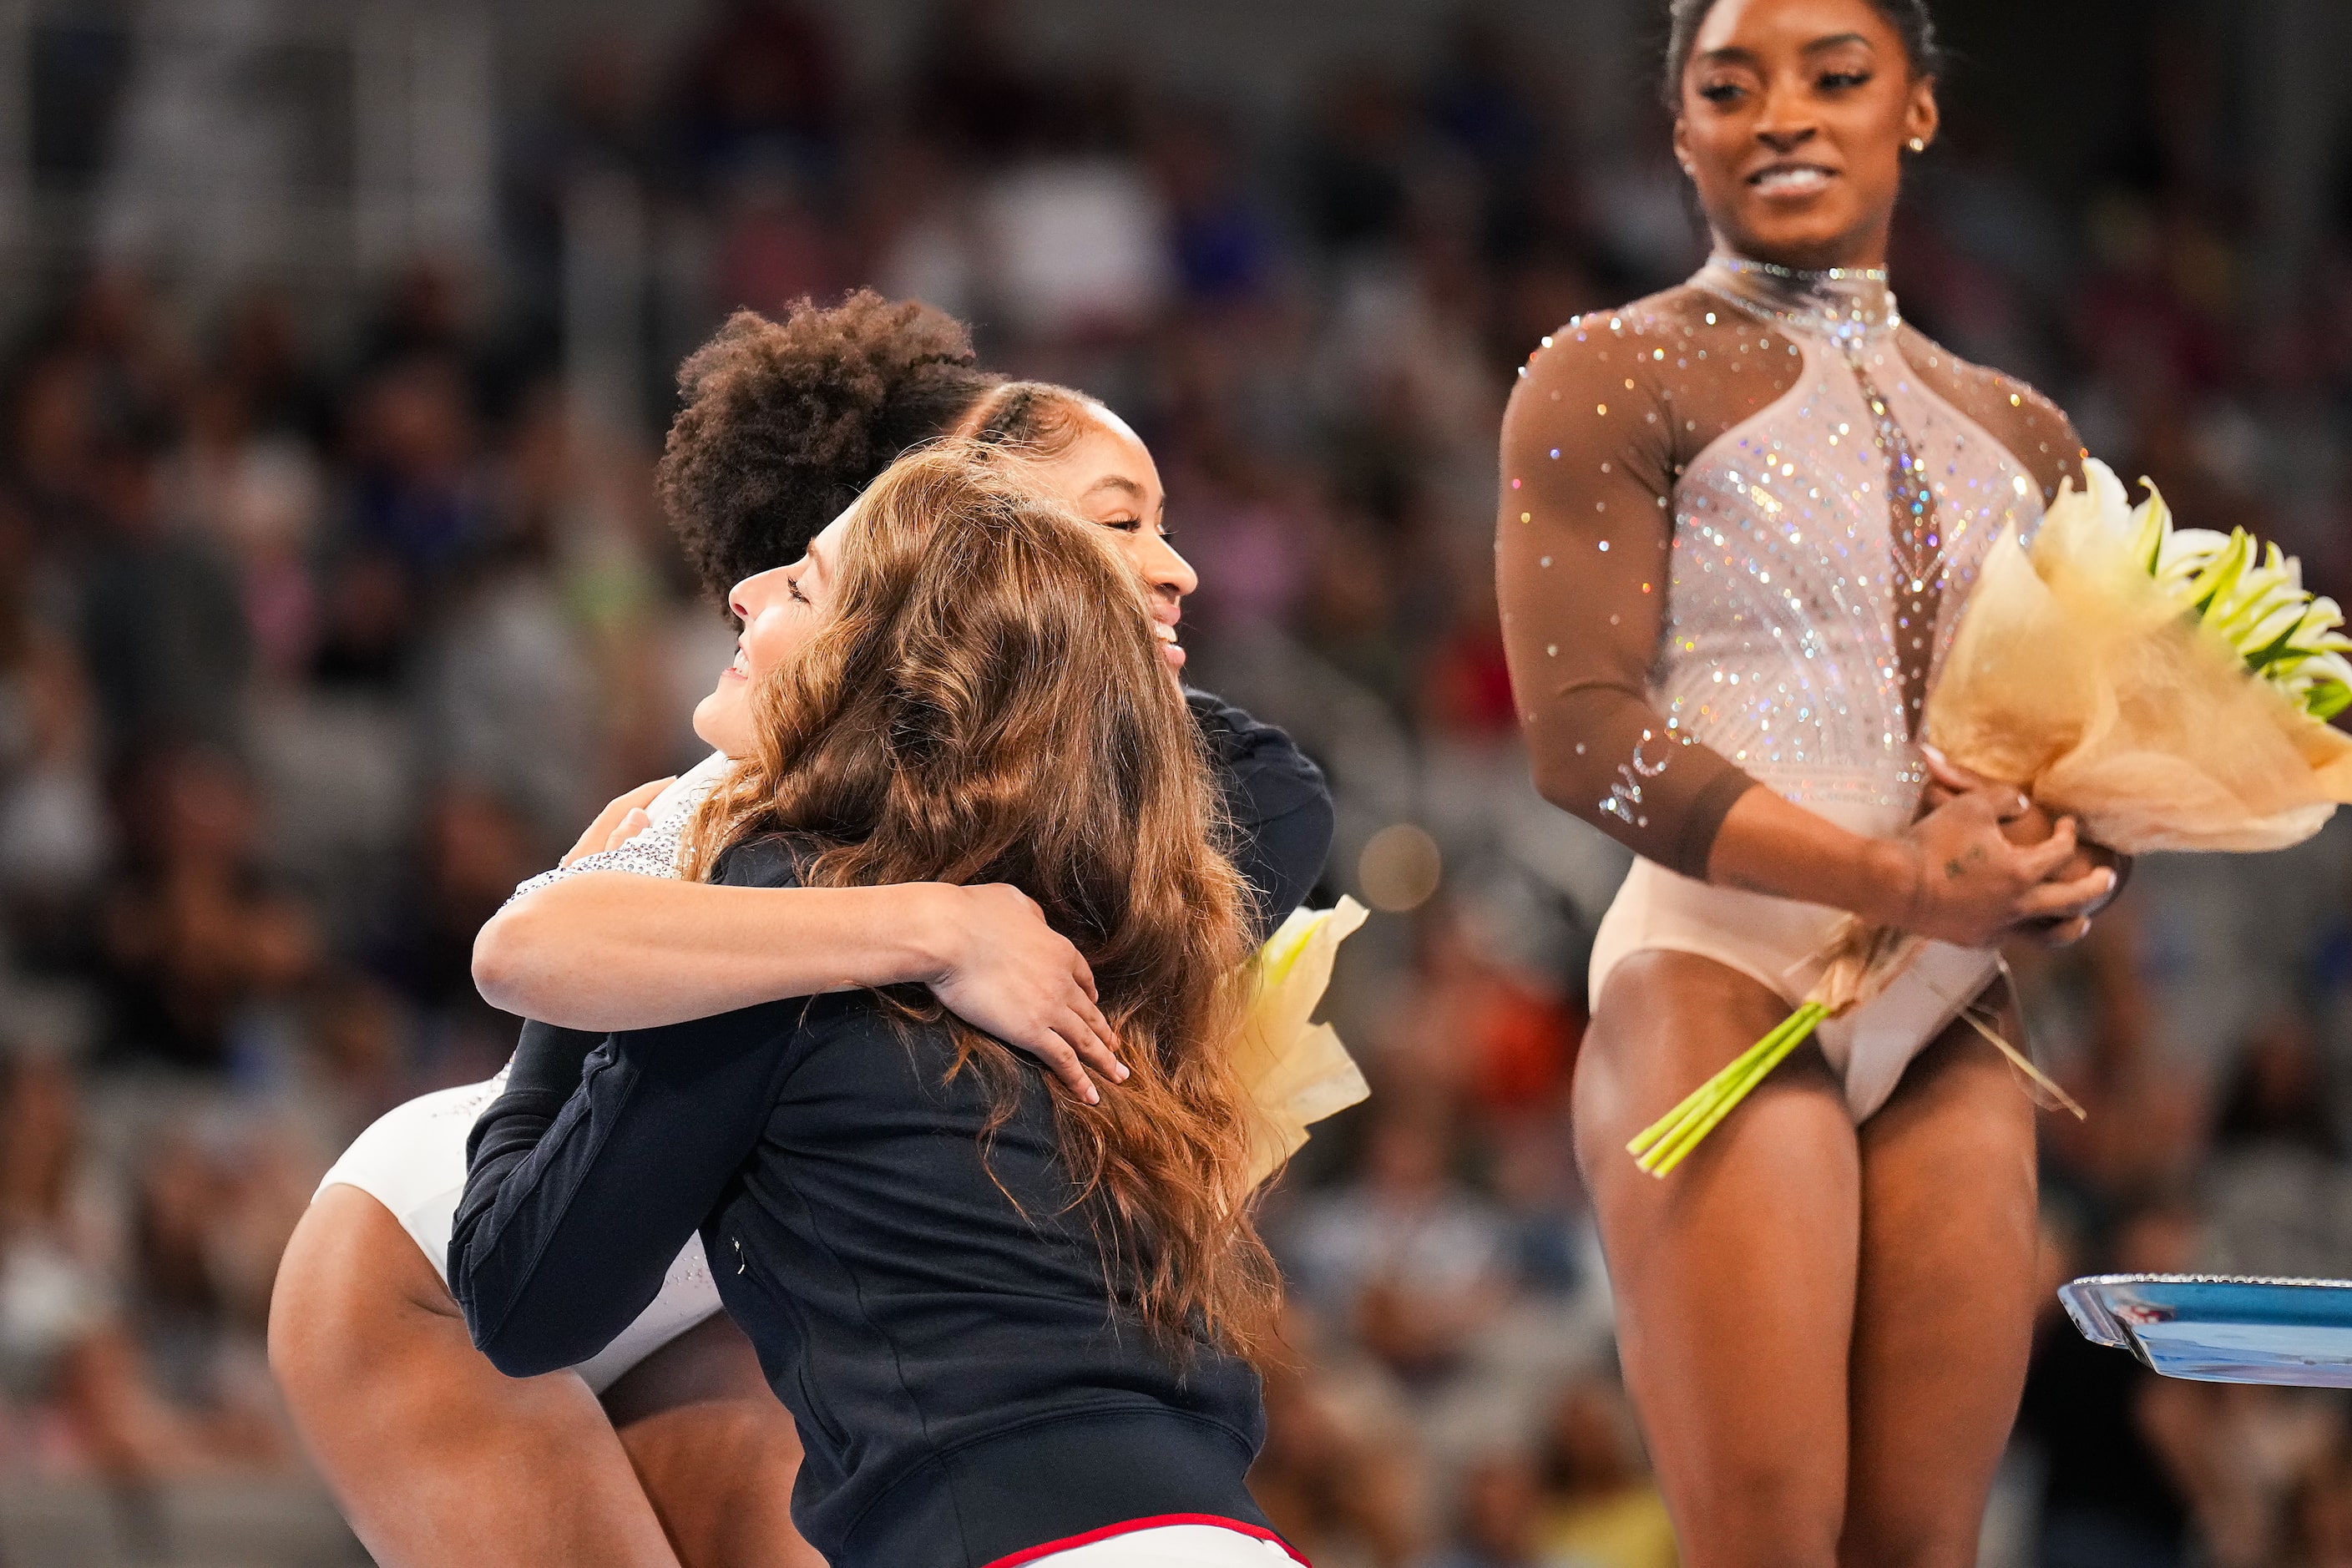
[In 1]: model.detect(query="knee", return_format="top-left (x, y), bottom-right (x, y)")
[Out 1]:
top-left (1672, 1467), bottom-right (1844, 1568)
top-left (1838, 1510), bottom-right (1978, 1568)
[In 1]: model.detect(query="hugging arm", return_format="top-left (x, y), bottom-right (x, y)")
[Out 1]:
top-left (474, 792), bottom-right (1119, 1095)
top-left (476, 693), bottom-right (1329, 1043)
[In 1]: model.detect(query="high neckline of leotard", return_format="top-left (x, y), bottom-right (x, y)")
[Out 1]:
top-left (1693, 252), bottom-right (1901, 350)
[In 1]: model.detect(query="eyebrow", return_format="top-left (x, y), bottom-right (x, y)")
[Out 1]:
top-left (802, 543), bottom-right (828, 584)
top-left (1695, 33), bottom-right (1873, 68)
top-left (1085, 475), bottom-right (1147, 501)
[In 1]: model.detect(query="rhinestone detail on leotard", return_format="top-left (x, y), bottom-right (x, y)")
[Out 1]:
top-left (1664, 255), bottom-right (2043, 808)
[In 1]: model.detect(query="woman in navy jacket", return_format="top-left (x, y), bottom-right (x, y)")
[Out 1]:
top-left (453, 443), bottom-right (1310, 1567)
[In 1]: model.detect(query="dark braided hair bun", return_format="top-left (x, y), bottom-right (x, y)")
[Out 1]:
top-left (657, 291), bottom-right (1000, 599)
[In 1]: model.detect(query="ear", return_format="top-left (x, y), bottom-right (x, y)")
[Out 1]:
top-left (1904, 75), bottom-right (1940, 150)
top-left (1671, 114), bottom-right (1694, 176)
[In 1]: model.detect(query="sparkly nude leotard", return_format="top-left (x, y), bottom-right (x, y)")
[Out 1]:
top-left (1500, 255), bottom-right (2082, 1120)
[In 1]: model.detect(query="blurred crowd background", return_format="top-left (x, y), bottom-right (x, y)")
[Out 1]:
top-left (1, 0), bottom-right (2350, 1563)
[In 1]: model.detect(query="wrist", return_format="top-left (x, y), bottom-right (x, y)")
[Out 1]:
top-left (891, 883), bottom-right (966, 987)
top-left (1850, 836), bottom-right (1923, 929)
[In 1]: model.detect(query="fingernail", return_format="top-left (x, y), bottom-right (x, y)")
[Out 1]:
top-left (2102, 868), bottom-right (2119, 892)
top-left (1114, 1063), bottom-right (1130, 1081)
top-left (2016, 794), bottom-right (2031, 814)
top-left (1085, 1086), bottom-right (1100, 1105)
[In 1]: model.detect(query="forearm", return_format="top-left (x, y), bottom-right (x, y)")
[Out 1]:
top-left (453, 1007), bottom-right (786, 1376)
top-left (475, 873), bottom-right (949, 1030)
top-left (1703, 787), bottom-right (1917, 925)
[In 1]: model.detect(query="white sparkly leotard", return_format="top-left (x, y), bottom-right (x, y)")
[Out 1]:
top-left (315, 751), bottom-right (732, 1391)
top-left (1499, 255), bottom-right (2083, 1120)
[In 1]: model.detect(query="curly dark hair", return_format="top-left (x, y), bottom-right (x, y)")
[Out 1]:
top-left (1661, 0), bottom-right (1944, 109)
top-left (656, 291), bottom-right (1001, 600)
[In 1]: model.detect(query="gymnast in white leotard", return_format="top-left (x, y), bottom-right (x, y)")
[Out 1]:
top-left (1495, 1), bottom-right (2126, 1560)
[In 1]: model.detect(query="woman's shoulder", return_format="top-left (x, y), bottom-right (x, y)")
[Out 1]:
top-left (710, 832), bottom-right (812, 890)
top-left (1514, 285), bottom-right (1714, 389)
top-left (1503, 286), bottom-right (1717, 472)
top-left (1898, 327), bottom-right (2084, 503)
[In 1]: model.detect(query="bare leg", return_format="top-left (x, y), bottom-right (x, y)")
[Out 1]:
top-left (603, 1311), bottom-right (823, 1568)
top-left (269, 1185), bottom-right (682, 1568)
top-left (1574, 952), bottom-right (1861, 1568)
top-left (1841, 999), bottom-right (2041, 1568)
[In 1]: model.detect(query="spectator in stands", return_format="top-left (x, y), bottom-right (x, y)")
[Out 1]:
top-left (99, 749), bottom-right (318, 1072)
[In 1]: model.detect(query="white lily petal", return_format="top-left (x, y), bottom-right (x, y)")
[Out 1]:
top-left (2241, 602), bottom-right (2309, 654)
top-left (2081, 458), bottom-right (2131, 528)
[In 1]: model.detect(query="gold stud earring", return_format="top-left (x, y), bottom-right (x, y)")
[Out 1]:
top-left (1907, 137), bottom-right (1928, 153)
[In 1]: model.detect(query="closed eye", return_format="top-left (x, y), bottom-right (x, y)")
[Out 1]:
top-left (1818, 69), bottom-right (1871, 90)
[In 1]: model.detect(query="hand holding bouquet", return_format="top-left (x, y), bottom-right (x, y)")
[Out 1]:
top-left (1631, 460), bottom-right (2352, 1176)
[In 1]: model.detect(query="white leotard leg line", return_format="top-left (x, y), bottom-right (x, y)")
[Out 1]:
top-left (1587, 800), bottom-right (2000, 1123)
top-left (315, 1070), bottom-right (723, 1393)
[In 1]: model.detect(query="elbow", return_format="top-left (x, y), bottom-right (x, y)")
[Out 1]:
top-left (471, 912), bottom-right (524, 1015)
top-left (472, 901), bottom-right (554, 1019)
top-left (474, 1328), bottom-right (572, 1381)
top-left (448, 1249), bottom-right (586, 1379)
top-left (462, 1282), bottom-right (626, 1381)
top-left (1528, 756), bottom-right (1591, 823)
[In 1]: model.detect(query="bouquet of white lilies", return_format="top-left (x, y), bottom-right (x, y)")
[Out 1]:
top-left (1631, 460), bottom-right (2352, 1177)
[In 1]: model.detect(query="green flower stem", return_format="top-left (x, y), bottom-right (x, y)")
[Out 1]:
top-left (1623, 1010), bottom-right (1801, 1160)
top-left (1631, 1003), bottom-right (1832, 1177)
top-left (1624, 1010), bottom-right (1803, 1161)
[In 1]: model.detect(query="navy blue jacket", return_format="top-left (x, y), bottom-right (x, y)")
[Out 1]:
top-left (451, 695), bottom-right (1328, 1567)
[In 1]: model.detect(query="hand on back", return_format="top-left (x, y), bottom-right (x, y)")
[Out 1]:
top-left (914, 883), bottom-right (1125, 1105)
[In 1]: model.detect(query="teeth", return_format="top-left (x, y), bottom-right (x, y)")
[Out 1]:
top-left (1754, 166), bottom-right (1831, 193)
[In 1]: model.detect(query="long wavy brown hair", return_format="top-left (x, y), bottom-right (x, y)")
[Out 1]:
top-left (682, 441), bottom-right (1280, 1363)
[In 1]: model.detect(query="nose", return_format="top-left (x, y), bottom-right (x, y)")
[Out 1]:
top-left (1141, 532), bottom-right (1199, 603)
top-left (1755, 81), bottom-right (1818, 153)
top-left (728, 564), bottom-right (787, 624)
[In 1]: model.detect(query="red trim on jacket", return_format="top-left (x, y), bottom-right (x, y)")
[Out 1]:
top-left (984, 1514), bottom-right (1309, 1567)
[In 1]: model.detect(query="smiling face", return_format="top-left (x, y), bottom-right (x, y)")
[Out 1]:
top-left (691, 401), bottom-right (1198, 758)
top-left (1037, 405), bottom-right (1196, 670)
top-left (694, 509), bottom-right (848, 756)
top-left (1673, 0), bottom-right (1938, 270)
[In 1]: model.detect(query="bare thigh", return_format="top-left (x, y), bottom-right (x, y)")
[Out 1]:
top-left (268, 1185), bottom-right (681, 1568)
top-left (602, 1311), bottom-right (823, 1568)
top-left (1575, 951), bottom-right (1861, 1568)
top-left (1841, 994), bottom-right (2041, 1568)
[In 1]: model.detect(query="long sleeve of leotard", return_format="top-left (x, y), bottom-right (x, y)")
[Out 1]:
top-left (1496, 328), bottom-right (1761, 878)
